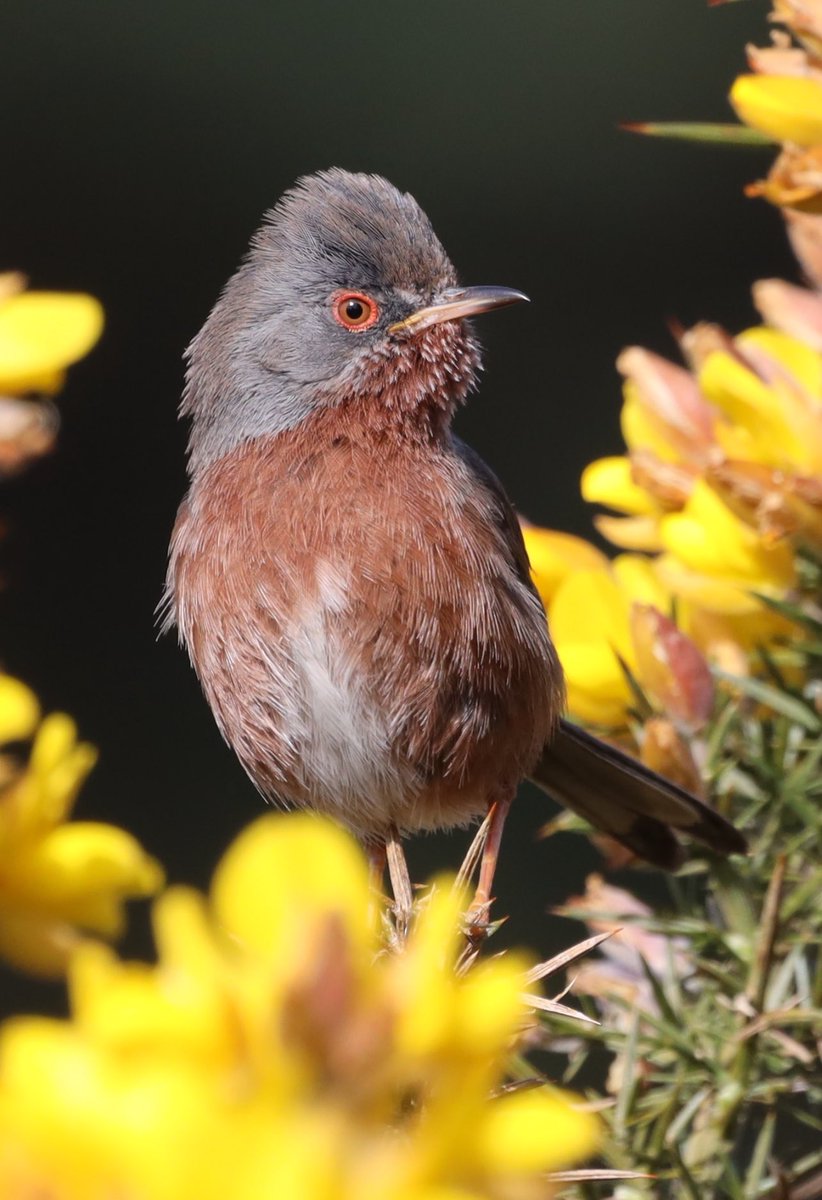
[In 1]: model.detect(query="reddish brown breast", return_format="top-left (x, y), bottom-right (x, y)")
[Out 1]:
top-left (166, 403), bottom-right (564, 836)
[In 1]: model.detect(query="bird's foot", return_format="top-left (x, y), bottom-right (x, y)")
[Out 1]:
top-left (464, 897), bottom-right (493, 939)
top-left (459, 900), bottom-right (507, 970)
top-left (463, 898), bottom-right (505, 946)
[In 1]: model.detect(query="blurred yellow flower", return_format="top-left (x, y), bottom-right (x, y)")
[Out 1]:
top-left (578, 324), bottom-right (814, 638)
top-left (657, 480), bottom-right (796, 614)
top-left (582, 456), bottom-right (659, 519)
top-left (581, 454), bottom-right (671, 552)
top-left (0, 272), bottom-right (103, 476)
top-left (700, 327), bottom-right (822, 471)
top-left (732, 9), bottom-right (822, 282)
top-left (731, 74), bottom-right (822, 147)
top-left (519, 523), bottom-right (608, 603)
top-left (0, 813), bottom-right (598, 1200)
top-left (0, 273), bottom-right (104, 397)
top-left (0, 674), bottom-right (40, 743)
top-left (521, 529), bottom-right (715, 730)
top-left (545, 554), bottom-right (665, 727)
top-left (0, 675), bottom-right (162, 977)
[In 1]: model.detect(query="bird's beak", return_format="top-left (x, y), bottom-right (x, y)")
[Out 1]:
top-left (388, 285), bottom-right (529, 335)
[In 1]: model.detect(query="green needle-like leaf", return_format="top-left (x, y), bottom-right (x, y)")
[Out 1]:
top-left (621, 121), bottom-right (774, 146)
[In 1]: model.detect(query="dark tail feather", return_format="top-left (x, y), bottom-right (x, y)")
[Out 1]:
top-left (529, 719), bottom-right (746, 869)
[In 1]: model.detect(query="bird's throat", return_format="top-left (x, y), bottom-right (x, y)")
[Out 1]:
top-left (323, 321), bottom-right (482, 446)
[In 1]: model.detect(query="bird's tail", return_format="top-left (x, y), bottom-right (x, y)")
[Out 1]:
top-left (530, 719), bottom-right (746, 869)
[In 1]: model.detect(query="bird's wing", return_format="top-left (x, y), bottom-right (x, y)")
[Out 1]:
top-left (450, 436), bottom-right (538, 595)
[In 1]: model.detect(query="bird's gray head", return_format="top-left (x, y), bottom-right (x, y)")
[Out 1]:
top-left (182, 169), bottom-right (527, 473)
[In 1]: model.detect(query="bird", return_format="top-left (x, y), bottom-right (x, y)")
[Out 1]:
top-left (163, 168), bottom-right (745, 924)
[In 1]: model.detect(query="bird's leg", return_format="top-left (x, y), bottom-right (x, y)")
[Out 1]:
top-left (466, 794), bottom-right (512, 941)
top-left (385, 825), bottom-right (414, 943)
top-left (366, 840), bottom-right (387, 893)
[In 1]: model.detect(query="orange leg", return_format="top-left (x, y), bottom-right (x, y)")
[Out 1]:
top-left (367, 841), bottom-right (387, 895)
top-left (467, 794), bottom-right (513, 935)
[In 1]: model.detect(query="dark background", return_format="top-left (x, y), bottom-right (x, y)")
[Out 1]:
top-left (1, 0), bottom-right (796, 1006)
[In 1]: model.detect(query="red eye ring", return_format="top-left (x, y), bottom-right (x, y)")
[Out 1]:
top-left (332, 290), bottom-right (379, 332)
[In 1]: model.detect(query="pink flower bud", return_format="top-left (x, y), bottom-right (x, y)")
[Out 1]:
top-left (753, 278), bottom-right (822, 351)
top-left (617, 346), bottom-right (716, 458)
top-left (630, 603), bottom-right (715, 727)
top-left (785, 209), bottom-right (822, 289)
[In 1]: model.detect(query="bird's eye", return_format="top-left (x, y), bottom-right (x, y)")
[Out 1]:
top-left (332, 290), bottom-right (379, 331)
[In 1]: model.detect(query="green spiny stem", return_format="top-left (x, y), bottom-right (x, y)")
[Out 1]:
top-left (746, 855), bottom-right (787, 1011)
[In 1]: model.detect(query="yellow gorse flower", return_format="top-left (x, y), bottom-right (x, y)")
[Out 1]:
top-left (0, 675), bottom-right (163, 976)
top-left (0, 272), bottom-right (103, 397)
top-left (521, 319), bottom-right (821, 728)
top-left (577, 4), bottom-right (822, 680)
top-left (0, 272), bottom-right (103, 475)
top-left (730, 5), bottom-right (822, 283)
top-left (731, 74), bottom-right (822, 147)
top-left (543, 549), bottom-right (667, 727)
top-left (0, 813), bottom-right (598, 1200)
top-left (520, 532), bottom-right (718, 737)
top-left (579, 326), bottom-right (817, 613)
